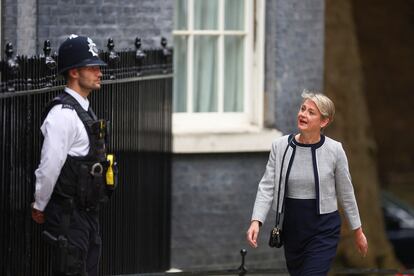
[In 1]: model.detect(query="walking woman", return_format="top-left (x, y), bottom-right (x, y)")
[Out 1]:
top-left (246, 91), bottom-right (368, 275)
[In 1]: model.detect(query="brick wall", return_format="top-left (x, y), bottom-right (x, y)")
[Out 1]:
top-left (171, 153), bottom-right (287, 271)
top-left (3, 0), bottom-right (17, 52)
top-left (3, 0), bottom-right (173, 55)
top-left (264, 0), bottom-right (325, 133)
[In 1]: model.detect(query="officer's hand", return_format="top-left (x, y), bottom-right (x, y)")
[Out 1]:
top-left (31, 203), bottom-right (45, 224)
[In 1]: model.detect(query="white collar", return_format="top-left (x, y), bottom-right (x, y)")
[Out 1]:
top-left (64, 87), bottom-right (90, 111)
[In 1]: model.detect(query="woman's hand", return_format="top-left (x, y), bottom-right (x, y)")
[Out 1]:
top-left (354, 227), bottom-right (368, 257)
top-left (246, 220), bottom-right (261, 248)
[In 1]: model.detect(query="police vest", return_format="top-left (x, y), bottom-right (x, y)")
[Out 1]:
top-left (41, 92), bottom-right (111, 211)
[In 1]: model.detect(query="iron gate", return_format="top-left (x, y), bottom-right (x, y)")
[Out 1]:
top-left (0, 38), bottom-right (172, 275)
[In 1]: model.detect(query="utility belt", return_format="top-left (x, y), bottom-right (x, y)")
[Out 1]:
top-left (52, 154), bottom-right (118, 212)
top-left (78, 154), bottom-right (118, 211)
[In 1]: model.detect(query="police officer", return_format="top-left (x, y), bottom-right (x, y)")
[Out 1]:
top-left (31, 34), bottom-right (115, 276)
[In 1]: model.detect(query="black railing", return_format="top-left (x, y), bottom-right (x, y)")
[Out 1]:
top-left (0, 37), bottom-right (172, 276)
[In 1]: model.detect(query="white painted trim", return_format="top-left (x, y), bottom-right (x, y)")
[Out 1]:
top-left (173, 127), bottom-right (282, 153)
top-left (253, 0), bottom-right (266, 127)
top-left (173, 113), bottom-right (249, 133)
top-left (218, 0), bottom-right (224, 113)
top-left (187, 0), bottom-right (194, 112)
top-left (244, 0), bottom-right (253, 123)
top-left (172, 0), bottom-right (268, 152)
top-left (173, 30), bottom-right (247, 35)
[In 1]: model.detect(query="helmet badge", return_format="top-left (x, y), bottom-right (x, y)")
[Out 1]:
top-left (68, 34), bottom-right (79, 39)
top-left (87, 37), bottom-right (99, 57)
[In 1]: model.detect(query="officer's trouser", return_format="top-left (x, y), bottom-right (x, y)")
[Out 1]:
top-left (44, 199), bottom-right (101, 276)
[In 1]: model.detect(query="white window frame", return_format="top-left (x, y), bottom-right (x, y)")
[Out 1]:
top-left (173, 0), bottom-right (281, 152)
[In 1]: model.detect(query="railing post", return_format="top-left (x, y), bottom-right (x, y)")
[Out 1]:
top-left (135, 37), bottom-right (146, 60)
top-left (161, 37), bottom-right (171, 57)
top-left (160, 37), bottom-right (171, 74)
top-left (106, 38), bottom-right (119, 80)
top-left (135, 37), bottom-right (146, 77)
top-left (238, 249), bottom-right (248, 275)
top-left (5, 42), bottom-right (19, 92)
top-left (43, 40), bottom-right (57, 87)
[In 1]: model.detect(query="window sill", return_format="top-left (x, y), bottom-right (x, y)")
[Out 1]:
top-left (173, 126), bottom-right (282, 153)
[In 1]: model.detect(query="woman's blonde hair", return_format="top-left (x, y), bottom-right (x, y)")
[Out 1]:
top-left (301, 89), bottom-right (335, 128)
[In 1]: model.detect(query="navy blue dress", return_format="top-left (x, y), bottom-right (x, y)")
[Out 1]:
top-left (282, 198), bottom-right (341, 276)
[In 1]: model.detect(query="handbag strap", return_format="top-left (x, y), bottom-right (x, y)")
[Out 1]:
top-left (274, 134), bottom-right (293, 227)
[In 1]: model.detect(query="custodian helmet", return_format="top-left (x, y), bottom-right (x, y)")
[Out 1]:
top-left (57, 34), bottom-right (107, 74)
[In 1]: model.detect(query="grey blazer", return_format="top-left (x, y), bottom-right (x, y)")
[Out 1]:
top-left (251, 134), bottom-right (362, 230)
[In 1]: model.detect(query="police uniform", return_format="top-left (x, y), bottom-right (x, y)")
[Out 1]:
top-left (34, 88), bottom-right (91, 212)
top-left (33, 35), bottom-right (115, 276)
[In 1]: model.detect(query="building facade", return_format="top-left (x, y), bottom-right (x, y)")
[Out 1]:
top-left (2, 0), bottom-right (325, 271)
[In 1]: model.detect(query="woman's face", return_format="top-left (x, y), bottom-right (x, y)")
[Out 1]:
top-left (297, 99), bottom-right (329, 133)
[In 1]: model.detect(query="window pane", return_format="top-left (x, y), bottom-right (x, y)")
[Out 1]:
top-left (194, 0), bottom-right (218, 30)
top-left (174, 0), bottom-right (188, 30)
top-left (173, 36), bottom-right (188, 112)
top-left (225, 0), bottom-right (244, 30)
top-left (193, 36), bottom-right (218, 112)
top-left (224, 36), bottom-right (244, 112)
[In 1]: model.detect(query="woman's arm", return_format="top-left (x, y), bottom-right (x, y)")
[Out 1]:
top-left (335, 143), bottom-right (362, 230)
top-left (335, 143), bottom-right (368, 256)
top-left (247, 139), bottom-right (280, 247)
top-left (251, 140), bottom-right (278, 223)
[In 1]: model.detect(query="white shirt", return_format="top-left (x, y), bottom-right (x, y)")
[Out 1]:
top-left (33, 88), bottom-right (90, 211)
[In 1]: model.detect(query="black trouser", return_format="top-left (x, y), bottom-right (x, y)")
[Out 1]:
top-left (44, 199), bottom-right (101, 276)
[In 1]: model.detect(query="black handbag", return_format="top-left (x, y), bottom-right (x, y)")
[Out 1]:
top-left (268, 135), bottom-right (292, 248)
top-left (268, 226), bottom-right (283, 248)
